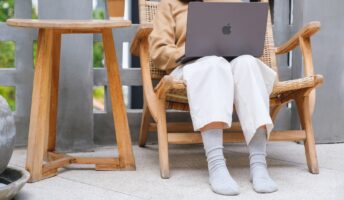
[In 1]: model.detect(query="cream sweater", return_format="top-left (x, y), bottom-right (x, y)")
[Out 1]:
top-left (148, 0), bottom-right (242, 74)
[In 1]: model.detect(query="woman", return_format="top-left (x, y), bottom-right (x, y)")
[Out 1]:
top-left (149, 0), bottom-right (278, 195)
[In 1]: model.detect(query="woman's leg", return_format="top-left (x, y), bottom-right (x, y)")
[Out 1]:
top-left (200, 123), bottom-right (240, 196)
top-left (248, 125), bottom-right (278, 193)
top-left (230, 55), bottom-right (278, 193)
top-left (230, 55), bottom-right (277, 143)
top-left (182, 56), bottom-right (234, 131)
top-left (176, 56), bottom-right (239, 195)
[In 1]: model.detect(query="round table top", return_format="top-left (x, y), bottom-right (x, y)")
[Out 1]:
top-left (6, 18), bottom-right (131, 29)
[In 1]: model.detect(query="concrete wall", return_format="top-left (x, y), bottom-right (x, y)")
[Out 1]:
top-left (292, 0), bottom-right (344, 143)
top-left (0, 0), bottom-right (34, 148)
top-left (39, 0), bottom-right (94, 151)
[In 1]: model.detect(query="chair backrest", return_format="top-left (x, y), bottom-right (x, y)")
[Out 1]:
top-left (139, 0), bottom-right (279, 81)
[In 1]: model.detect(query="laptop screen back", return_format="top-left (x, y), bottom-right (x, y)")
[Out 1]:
top-left (185, 2), bottom-right (269, 58)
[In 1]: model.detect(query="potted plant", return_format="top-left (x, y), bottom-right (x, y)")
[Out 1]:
top-left (0, 95), bottom-right (29, 200)
top-left (0, 95), bottom-right (15, 175)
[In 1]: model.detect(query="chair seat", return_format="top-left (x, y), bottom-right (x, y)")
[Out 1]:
top-left (163, 74), bottom-right (324, 111)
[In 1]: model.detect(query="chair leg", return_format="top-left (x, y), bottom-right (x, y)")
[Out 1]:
top-left (139, 101), bottom-right (151, 147)
top-left (156, 105), bottom-right (170, 179)
top-left (295, 95), bottom-right (319, 174)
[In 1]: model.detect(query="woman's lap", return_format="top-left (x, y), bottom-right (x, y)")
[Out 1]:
top-left (168, 55), bottom-right (277, 143)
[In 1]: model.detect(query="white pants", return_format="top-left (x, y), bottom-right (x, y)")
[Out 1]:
top-left (170, 55), bottom-right (278, 144)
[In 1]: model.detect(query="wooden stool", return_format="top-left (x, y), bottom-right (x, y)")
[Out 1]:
top-left (6, 19), bottom-right (136, 182)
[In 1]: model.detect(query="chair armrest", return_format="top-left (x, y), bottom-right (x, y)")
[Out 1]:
top-left (130, 23), bottom-right (153, 56)
top-left (276, 21), bottom-right (321, 116)
top-left (276, 21), bottom-right (321, 55)
top-left (136, 38), bottom-right (161, 121)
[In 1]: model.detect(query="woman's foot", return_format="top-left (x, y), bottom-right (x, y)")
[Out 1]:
top-left (201, 129), bottom-right (240, 195)
top-left (209, 161), bottom-right (240, 196)
top-left (250, 161), bottom-right (278, 193)
top-left (248, 127), bottom-right (278, 193)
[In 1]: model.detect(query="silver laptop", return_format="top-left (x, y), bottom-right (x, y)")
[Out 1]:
top-left (176, 2), bottom-right (269, 64)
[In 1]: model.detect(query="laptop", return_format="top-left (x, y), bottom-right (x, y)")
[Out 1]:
top-left (176, 2), bottom-right (269, 65)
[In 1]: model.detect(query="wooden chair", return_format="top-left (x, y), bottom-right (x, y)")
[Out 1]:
top-left (130, 0), bottom-right (324, 179)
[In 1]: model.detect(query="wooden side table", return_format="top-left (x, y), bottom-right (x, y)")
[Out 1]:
top-left (6, 19), bottom-right (136, 182)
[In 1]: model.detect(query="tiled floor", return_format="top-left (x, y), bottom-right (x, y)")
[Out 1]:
top-left (9, 142), bottom-right (344, 200)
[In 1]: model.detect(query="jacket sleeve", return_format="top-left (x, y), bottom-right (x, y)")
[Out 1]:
top-left (148, 0), bottom-right (184, 72)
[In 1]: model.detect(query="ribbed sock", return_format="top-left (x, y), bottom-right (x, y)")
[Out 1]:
top-left (248, 127), bottom-right (278, 193)
top-left (201, 129), bottom-right (240, 195)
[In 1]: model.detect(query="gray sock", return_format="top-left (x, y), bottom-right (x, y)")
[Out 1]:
top-left (201, 129), bottom-right (240, 196)
top-left (248, 127), bottom-right (278, 193)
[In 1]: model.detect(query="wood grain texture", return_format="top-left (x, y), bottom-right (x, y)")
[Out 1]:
top-left (149, 122), bottom-right (242, 133)
top-left (108, 0), bottom-right (125, 18)
top-left (42, 156), bottom-right (75, 174)
top-left (167, 130), bottom-right (307, 144)
top-left (156, 101), bottom-right (170, 179)
top-left (6, 19), bottom-right (131, 29)
top-left (130, 24), bottom-right (153, 56)
top-left (102, 28), bottom-right (136, 170)
top-left (276, 21), bottom-right (321, 55)
top-left (138, 40), bottom-right (161, 122)
top-left (22, 20), bottom-right (136, 182)
top-left (299, 36), bottom-right (317, 115)
top-left (47, 31), bottom-right (61, 154)
top-left (26, 29), bottom-right (54, 182)
top-left (139, 101), bottom-right (151, 147)
top-left (295, 95), bottom-right (319, 174)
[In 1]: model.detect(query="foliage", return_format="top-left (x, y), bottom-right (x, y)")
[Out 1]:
top-left (92, 7), bottom-right (106, 107)
top-left (93, 8), bottom-right (105, 68)
top-left (93, 42), bottom-right (104, 68)
top-left (0, 0), bottom-right (14, 21)
top-left (0, 86), bottom-right (15, 110)
top-left (93, 8), bottom-right (105, 20)
top-left (93, 86), bottom-right (105, 110)
top-left (0, 41), bottom-right (15, 68)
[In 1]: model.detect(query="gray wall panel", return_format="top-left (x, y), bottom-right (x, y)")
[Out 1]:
top-left (268, 0), bottom-right (293, 131)
top-left (0, 0), bottom-right (35, 147)
top-left (39, 0), bottom-right (94, 151)
top-left (302, 0), bottom-right (344, 143)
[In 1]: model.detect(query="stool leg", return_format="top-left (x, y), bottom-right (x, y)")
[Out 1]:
top-left (26, 29), bottom-right (54, 182)
top-left (102, 28), bottom-right (136, 169)
top-left (47, 32), bottom-right (61, 157)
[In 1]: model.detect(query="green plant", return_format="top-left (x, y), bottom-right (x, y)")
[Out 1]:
top-left (0, 0), bottom-right (14, 21)
top-left (0, 41), bottom-right (15, 68)
top-left (0, 86), bottom-right (15, 111)
top-left (92, 7), bottom-right (106, 109)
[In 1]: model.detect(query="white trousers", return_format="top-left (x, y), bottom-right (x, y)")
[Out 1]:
top-left (170, 55), bottom-right (278, 144)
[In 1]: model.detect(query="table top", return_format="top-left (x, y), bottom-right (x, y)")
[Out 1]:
top-left (6, 18), bottom-right (131, 29)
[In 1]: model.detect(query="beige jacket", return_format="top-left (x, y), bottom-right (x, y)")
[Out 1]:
top-left (148, 0), bottom-right (242, 74)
